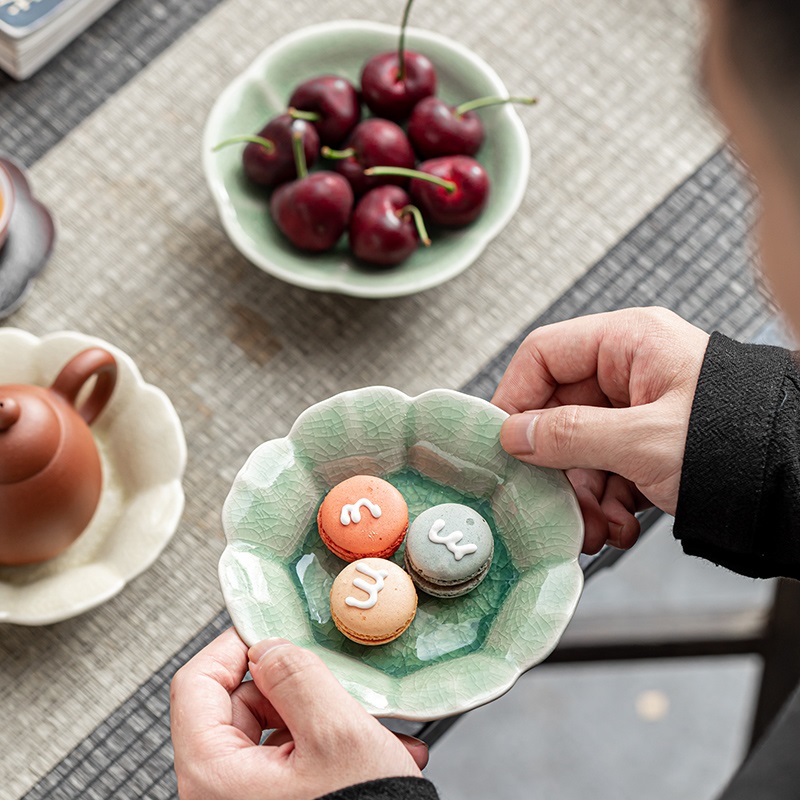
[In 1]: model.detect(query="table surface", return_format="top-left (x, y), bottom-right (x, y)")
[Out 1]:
top-left (0, 0), bottom-right (774, 797)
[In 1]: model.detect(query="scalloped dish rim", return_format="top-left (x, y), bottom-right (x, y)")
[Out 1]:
top-left (202, 20), bottom-right (531, 298)
top-left (0, 328), bottom-right (187, 626)
top-left (219, 385), bottom-right (584, 720)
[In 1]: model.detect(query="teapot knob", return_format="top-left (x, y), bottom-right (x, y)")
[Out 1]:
top-left (0, 397), bottom-right (20, 431)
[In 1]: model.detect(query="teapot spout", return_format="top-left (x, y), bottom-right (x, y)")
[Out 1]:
top-left (0, 397), bottom-right (20, 431)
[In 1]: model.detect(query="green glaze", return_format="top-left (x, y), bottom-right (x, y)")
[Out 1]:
top-left (220, 387), bottom-right (583, 720)
top-left (292, 469), bottom-right (516, 677)
top-left (202, 21), bottom-right (531, 298)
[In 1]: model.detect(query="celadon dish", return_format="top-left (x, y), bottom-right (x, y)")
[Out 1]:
top-left (203, 21), bottom-right (531, 298)
top-left (220, 386), bottom-right (583, 721)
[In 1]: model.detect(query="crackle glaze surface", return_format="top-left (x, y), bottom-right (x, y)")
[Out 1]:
top-left (220, 386), bottom-right (583, 720)
top-left (202, 21), bottom-right (531, 298)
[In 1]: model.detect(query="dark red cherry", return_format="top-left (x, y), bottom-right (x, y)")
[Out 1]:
top-left (213, 115), bottom-right (319, 189)
top-left (408, 95), bottom-right (537, 158)
top-left (288, 75), bottom-right (361, 146)
top-left (349, 185), bottom-right (430, 267)
top-left (271, 173), bottom-right (353, 252)
top-left (359, 0), bottom-right (435, 121)
top-left (366, 156), bottom-right (490, 227)
top-left (269, 127), bottom-right (354, 252)
top-left (322, 118), bottom-right (416, 196)
top-left (360, 51), bottom-right (436, 122)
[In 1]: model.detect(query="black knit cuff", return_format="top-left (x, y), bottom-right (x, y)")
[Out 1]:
top-left (674, 332), bottom-right (798, 577)
top-left (316, 777), bottom-right (440, 800)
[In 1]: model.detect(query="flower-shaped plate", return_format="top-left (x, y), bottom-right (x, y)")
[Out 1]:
top-left (0, 329), bottom-right (187, 625)
top-left (220, 387), bottom-right (583, 720)
top-left (202, 20), bottom-right (531, 298)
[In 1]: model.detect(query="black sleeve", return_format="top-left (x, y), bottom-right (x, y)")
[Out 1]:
top-left (673, 331), bottom-right (800, 579)
top-left (315, 777), bottom-right (440, 800)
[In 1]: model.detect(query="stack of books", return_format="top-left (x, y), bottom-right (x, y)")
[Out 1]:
top-left (0, 0), bottom-right (122, 80)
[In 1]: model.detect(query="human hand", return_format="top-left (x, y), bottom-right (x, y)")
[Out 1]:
top-left (492, 308), bottom-right (709, 553)
top-left (170, 629), bottom-right (426, 800)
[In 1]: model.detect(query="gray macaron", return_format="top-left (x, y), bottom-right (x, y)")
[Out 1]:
top-left (403, 503), bottom-right (494, 598)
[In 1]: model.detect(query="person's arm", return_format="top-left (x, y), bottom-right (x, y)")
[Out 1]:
top-left (674, 332), bottom-right (800, 579)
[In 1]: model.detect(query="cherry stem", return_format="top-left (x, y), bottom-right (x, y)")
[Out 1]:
top-left (288, 107), bottom-right (321, 122)
top-left (364, 166), bottom-right (456, 194)
top-left (290, 124), bottom-right (308, 179)
top-left (397, 0), bottom-right (414, 81)
top-left (398, 204), bottom-right (431, 246)
top-left (454, 95), bottom-right (538, 117)
top-left (321, 146), bottom-right (357, 161)
top-left (212, 134), bottom-right (275, 154)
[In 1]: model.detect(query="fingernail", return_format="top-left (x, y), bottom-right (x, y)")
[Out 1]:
top-left (502, 413), bottom-right (539, 455)
top-left (248, 638), bottom-right (292, 665)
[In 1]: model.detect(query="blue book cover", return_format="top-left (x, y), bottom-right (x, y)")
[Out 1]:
top-left (0, 0), bottom-right (79, 38)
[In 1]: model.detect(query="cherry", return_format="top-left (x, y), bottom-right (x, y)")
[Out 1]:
top-left (366, 156), bottom-right (490, 227)
top-left (270, 125), bottom-right (354, 252)
top-left (349, 185), bottom-right (430, 267)
top-left (288, 75), bottom-right (361, 146)
top-left (360, 0), bottom-right (436, 121)
top-left (321, 118), bottom-right (416, 196)
top-left (213, 114), bottom-right (319, 189)
top-left (408, 95), bottom-right (537, 158)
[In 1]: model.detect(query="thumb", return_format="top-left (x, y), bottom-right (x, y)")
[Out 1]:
top-left (247, 638), bottom-right (370, 747)
top-left (500, 405), bottom-right (654, 477)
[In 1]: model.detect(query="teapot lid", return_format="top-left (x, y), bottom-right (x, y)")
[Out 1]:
top-left (0, 388), bottom-right (60, 484)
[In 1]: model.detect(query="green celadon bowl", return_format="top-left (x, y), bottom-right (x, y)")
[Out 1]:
top-left (202, 20), bottom-right (532, 298)
top-left (220, 387), bottom-right (583, 721)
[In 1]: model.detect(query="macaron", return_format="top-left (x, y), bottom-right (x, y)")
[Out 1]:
top-left (330, 558), bottom-right (417, 645)
top-left (317, 475), bottom-right (408, 562)
top-left (403, 503), bottom-right (494, 598)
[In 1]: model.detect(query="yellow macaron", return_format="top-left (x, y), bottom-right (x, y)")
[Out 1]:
top-left (329, 558), bottom-right (417, 646)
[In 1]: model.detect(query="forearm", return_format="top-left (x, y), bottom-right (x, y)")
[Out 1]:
top-left (674, 332), bottom-right (800, 579)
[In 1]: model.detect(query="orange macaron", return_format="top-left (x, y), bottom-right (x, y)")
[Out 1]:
top-left (330, 558), bottom-right (418, 645)
top-left (317, 475), bottom-right (408, 562)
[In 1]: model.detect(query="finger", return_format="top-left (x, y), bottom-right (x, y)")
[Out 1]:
top-left (552, 376), bottom-right (614, 410)
top-left (247, 639), bottom-right (378, 748)
top-left (263, 728), bottom-right (293, 748)
top-left (500, 404), bottom-right (654, 479)
top-left (492, 311), bottom-right (642, 414)
top-left (230, 678), bottom-right (287, 744)
top-left (601, 475), bottom-right (644, 550)
top-left (170, 628), bottom-right (250, 757)
top-left (262, 728), bottom-right (428, 770)
top-left (394, 734), bottom-right (429, 770)
top-left (565, 469), bottom-right (609, 555)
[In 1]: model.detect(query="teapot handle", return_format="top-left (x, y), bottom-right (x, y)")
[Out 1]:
top-left (50, 348), bottom-right (118, 425)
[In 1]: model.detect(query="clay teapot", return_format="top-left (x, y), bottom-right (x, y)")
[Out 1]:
top-left (0, 347), bottom-right (117, 565)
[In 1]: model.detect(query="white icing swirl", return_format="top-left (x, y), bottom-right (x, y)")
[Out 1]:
top-left (340, 497), bottom-right (382, 526)
top-left (428, 519), bottom-right (479, 561)
top-left (345, 563), bottom-right (390, 609)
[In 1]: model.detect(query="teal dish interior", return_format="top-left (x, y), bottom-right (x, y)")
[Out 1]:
top-left (220, 387), bottom-right (584, 721)
top-left (202, 21), bottom-right (531, 298)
